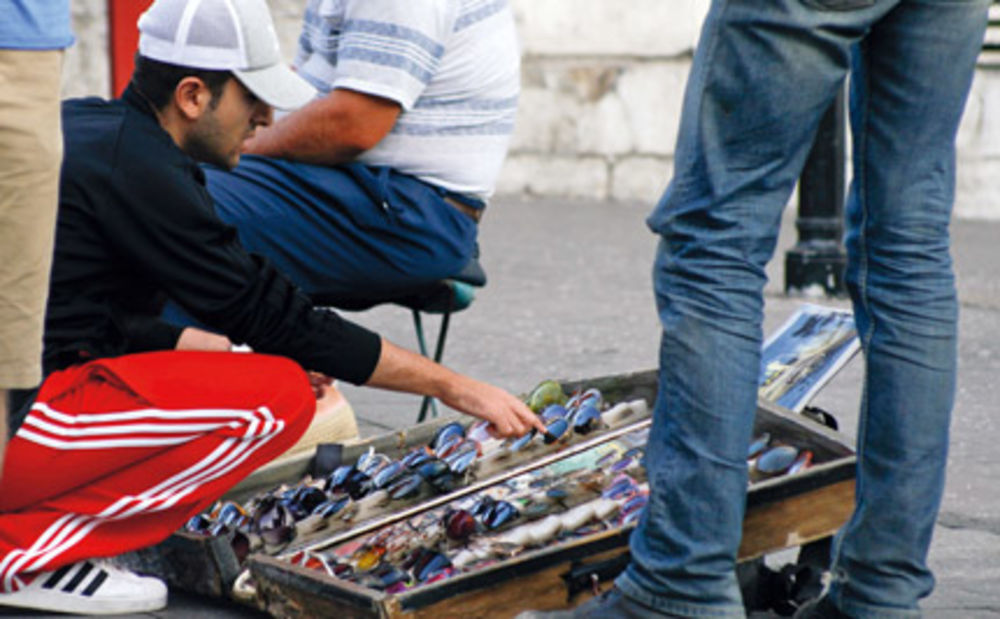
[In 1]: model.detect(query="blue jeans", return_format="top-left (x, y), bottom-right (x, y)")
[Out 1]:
top-left (619, 1), bottom-right (989, 617)
top-left (205, 157), bottom-right (479, 304)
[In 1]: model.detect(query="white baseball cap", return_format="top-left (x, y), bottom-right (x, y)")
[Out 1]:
top-left (137, 0), bottom-right (316, 110)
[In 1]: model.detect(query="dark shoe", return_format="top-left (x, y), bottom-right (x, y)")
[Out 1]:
top-left (793, 596), bottom-right (853, 619)
top-left (515, 587), bottom-right (683, 618)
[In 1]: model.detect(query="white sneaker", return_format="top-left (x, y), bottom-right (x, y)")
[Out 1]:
top-left (0, 560), bottom-right (168, 615)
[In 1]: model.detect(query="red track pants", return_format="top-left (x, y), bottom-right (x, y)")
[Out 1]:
top-left (0, 351), bottom-right (314, 592)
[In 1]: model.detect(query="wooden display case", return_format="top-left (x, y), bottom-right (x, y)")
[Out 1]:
top-left (243, 371), bottom-right (856, 619)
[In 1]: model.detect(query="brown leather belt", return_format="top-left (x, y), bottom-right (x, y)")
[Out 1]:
top-left (444, 196), bottom-right (484, 223)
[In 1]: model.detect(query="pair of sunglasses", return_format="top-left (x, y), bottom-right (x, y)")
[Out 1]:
top-left (508, 415), bottom-right (571, 453)
top-left (430, 421), bottom-right (466, 453)
top-left (252, 496), bottom-right (295, 548)
top-left (356, 564), bottom-right (412, 591)
top-left (325, 465), bottom-right (374, 500)
top-left (620, 493), bottom-right (648, 526)
top-left (443, 508), bottom-right (478, 541)
top-left (405, 547), bottom-right (454, 583)
top-left (602, 474), bottom-right (640, 501)
top-left (281, 485), bottom-right (328, 520)
top-left (354, 543), bottom-right (388, 572)
top-left (565, 387), bottom-right (602, 412)
top-left (748, 433), bottom-right (813, 479)
top-left (471, 496), bottom-right (520, 530)
top-left (526, 379), bottom-right (567, 413)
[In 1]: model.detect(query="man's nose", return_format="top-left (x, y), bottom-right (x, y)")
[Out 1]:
top-left (253, 103), bottom-right (273, 128)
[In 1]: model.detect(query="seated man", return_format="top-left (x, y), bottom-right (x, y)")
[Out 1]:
top-left (202, 0), bottom-right (521, 304)
top-left (0, 0), bottom-right (541, 615)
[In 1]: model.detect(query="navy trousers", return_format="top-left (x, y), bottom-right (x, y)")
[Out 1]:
top-left (205, 156), bottom-right (479, 306)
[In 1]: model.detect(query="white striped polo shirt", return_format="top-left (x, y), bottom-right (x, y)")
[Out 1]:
top-left (294, 0), bottom-right (521, 199)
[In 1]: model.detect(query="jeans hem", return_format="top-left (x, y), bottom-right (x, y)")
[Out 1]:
top-left (615, 573), bottom-right (746, 618)
top-left (829, 589), bottom-right (922, 619)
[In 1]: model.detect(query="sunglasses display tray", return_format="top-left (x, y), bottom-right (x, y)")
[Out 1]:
top-left (244, 371), bottom-right (856, 619)
top-left (115, 370), bottom-right (659, 599)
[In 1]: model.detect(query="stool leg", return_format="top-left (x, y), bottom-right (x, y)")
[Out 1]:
top-left (432, 311), bottom-right (452, 364)
top-left (414, 307), bottom-right (456, 423)
top-left (417, 398), bottom-right (437, 423)
top-left (418, 310), bottom-right (456, 418)
top-left (412, 309), bottom-right (430, 358)
top-left (413, 309), bottom-right (446, 422)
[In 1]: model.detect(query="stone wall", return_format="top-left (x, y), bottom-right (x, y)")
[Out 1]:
top-left (499, 0), bottom-right (706, 204)
top-left (65, 1), bottom-right (1000, 218)
top-left (62, 0), bottom-right (108, 99)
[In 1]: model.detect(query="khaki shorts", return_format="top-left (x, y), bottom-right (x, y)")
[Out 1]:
top-left (0, 49), bottom-right (63, 388)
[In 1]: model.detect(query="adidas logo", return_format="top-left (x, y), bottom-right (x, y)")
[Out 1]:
top-left (41, 561), bottom-right (110, 597)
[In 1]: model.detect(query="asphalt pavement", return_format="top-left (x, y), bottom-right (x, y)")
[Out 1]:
top-left (6, 195), bottom-right (997, 618)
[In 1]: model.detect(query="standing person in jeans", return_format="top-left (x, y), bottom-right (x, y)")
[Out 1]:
top-left (0, 0), bottom-right (72, 482)
top-left (0, 0), bottom-right (543, 615)
top-left (522, 1), bottom-right (990, 618)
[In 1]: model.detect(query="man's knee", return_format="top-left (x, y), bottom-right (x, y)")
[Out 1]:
top-left (244, 355), bottom-right (315, 426)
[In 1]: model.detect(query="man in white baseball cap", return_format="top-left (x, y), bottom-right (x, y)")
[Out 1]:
top-left (0, 0), bottom-right (543, 615)
top-left (125, 0), bottom-right (316, 171)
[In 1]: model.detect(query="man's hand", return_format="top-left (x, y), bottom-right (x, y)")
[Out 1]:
top-left (175, 327), bottom-right (232, 352)
top-left (437, 375), bottom-right (547, 439)
top-left (364, 339), bottom-right (546, 439)
top-left (307, 371), bottom-right (334, 400)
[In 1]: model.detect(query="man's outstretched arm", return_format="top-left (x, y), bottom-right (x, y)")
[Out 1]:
top-left (242, 88), bottom-right (400, 165)
top-left (365, 339), bottom-right (547, 439)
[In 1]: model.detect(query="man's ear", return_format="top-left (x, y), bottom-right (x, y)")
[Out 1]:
top-left (173, 76), bottom-right (212, 121)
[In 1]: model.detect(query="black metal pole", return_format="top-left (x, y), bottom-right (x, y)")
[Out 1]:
top-left (785, 87), bottom-right (848, 297)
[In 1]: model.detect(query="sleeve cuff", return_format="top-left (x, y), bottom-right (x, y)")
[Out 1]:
top-left (337, 322), bottom-right (383, 385)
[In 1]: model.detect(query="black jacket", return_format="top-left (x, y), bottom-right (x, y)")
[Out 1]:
top-left (11, 86), bottom-right (382, 430)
